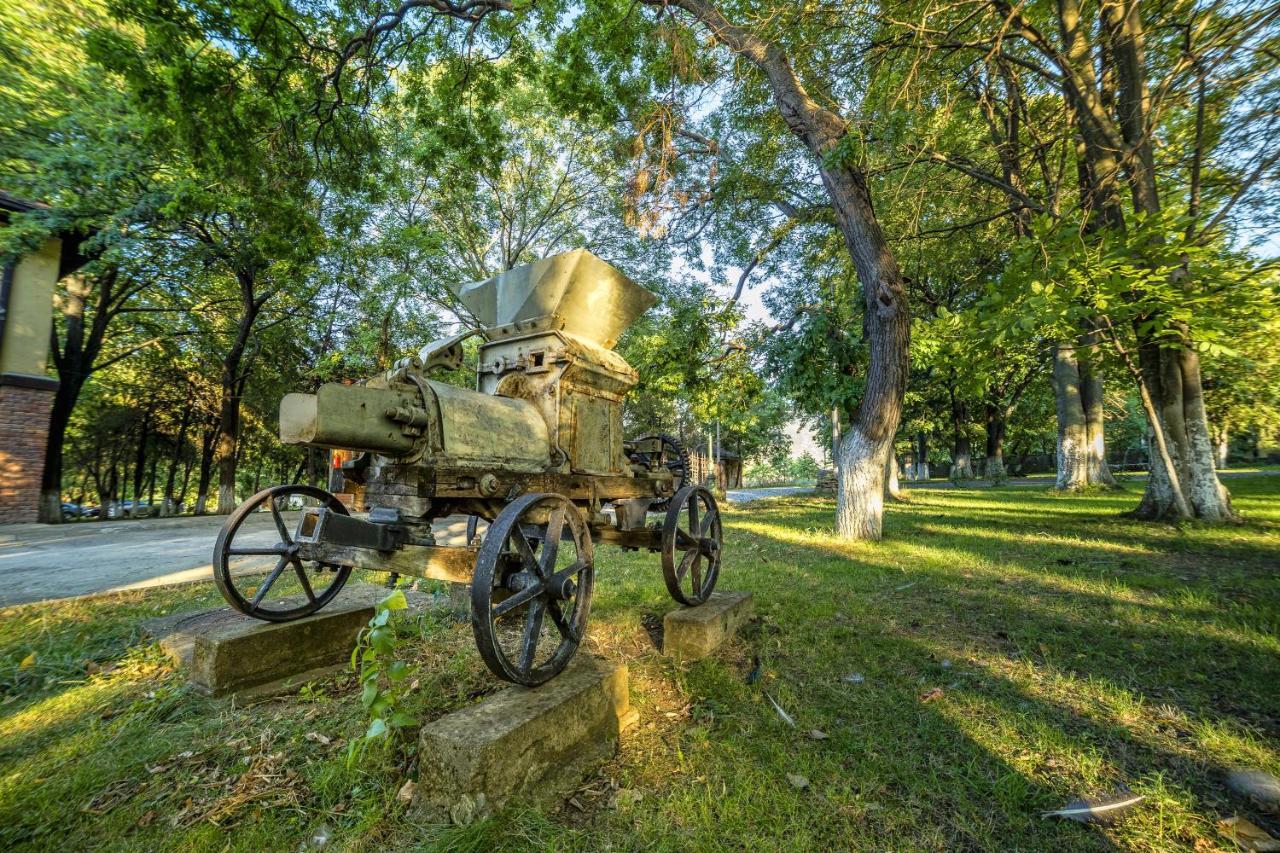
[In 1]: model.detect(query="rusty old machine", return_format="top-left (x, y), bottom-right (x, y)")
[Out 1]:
top-left (212, 249), bottom-right (722, 685)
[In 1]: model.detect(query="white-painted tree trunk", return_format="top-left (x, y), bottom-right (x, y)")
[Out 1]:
top-left (836, 427), bottom-right (890, 540)
top-left (884, 452), bottom-right (903, 501)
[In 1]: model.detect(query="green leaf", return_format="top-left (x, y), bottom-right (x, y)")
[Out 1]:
top-left (388, 660), bottom-right (410, 681)
top-left (365, 718), bottom-right (388, 739)
top-left (371, 609), bottom-right (390, 628)
top-left (369, 626), bottom-right (394, 655)
top-left (361, 682), bottom-right (379, 708)
top-left (379, 590), bottom-right (409, 611)
top-left (389, 711), bottom-right (417, 729)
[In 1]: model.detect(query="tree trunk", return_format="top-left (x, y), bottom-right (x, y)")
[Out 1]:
top-left (836, 428), bottom-right (888, 539)
top-left (1214, 421), bottom-right (1229, 469)
top-left (195, 424), bottom-right (217, 515)
top-left (830, 405), bottom-right (840, 468)
top-left (162, 400), bottom-right (192, 516)
top-left (1053, 342), bottom-right (1088, 489)
top-left (1132, 337), bottom-right (1233, 520)
top-left (37, 379), bottom-right (80, 523)
top-left (949, 393), bottom-right (974, 479)
top-left (215, 299), bottom-right (261, 513)
top-left (884, 450), bottom-right (903, 501)
top-left (214, 387), bottom-right (240, 514)
top-left (984, 403), bottom-right (1008, 483)
top-left (1078, 326), bottom-right (1116, 487)
top-left (132, 410), bottom-right (150, 505)
top-left (146, 452), bottom-right (158, 507)
top-left (177, 451), bottom-right (195, 511)
top-left (1052, 341), bottom-right (1113, 490)
top-left (663, 0), bottom-right (909, 541)
top-left (1069, 0), bottom-right (1230, 520)
top-left (915, 431), bottom-right (930, 480)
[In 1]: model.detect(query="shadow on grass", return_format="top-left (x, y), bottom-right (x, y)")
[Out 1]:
top-left (710, 487), bottom-right (1279, 848)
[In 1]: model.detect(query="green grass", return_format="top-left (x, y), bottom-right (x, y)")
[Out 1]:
top-left (2, 478), bottom-right (1278, 851)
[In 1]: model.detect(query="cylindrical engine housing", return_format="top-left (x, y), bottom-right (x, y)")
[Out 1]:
top-left (280, 380), bottom-right (550, 472)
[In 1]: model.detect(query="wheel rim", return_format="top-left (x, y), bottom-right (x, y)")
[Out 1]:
top-left (662, 485), bottom-right (721, 605)
top-left (213, 485), bottom-right (352, 622)
top-left (628, 434), bottom-right (689, 510)
top-left (471, 493), bottom-right (594, 686)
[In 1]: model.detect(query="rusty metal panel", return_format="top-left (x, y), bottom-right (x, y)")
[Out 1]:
top-left (427, 380), bottom-right (550, 471)
top-left (569, 393), bottom-right (618, 475)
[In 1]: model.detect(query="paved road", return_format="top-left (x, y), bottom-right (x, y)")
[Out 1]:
top-left (0, 512), bottom-right (472, 607)
top-left (726, 486), bottom-right (814, 503)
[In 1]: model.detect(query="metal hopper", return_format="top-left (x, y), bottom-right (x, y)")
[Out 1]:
top-left (450, 249), bottom-right (658, 350)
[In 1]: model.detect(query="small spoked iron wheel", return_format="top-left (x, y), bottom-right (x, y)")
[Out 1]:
top-left (662, 485), bottom-right (722, 606)
top-left (627, 433), bottom-right (690, 511)
top-left (213, 485), bottom-right (352, 622)
top-left (471, 493), bottom-right (594, 686)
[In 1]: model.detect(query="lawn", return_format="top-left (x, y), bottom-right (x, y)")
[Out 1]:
top-left (1, 478), bottom-right (1278, 851)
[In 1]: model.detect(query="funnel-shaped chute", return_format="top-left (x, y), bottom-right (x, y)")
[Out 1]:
top-left (451, 249), bottom-right (657, 349)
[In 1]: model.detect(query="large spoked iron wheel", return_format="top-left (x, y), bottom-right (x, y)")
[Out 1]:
top-left (213, 485), bottom-right (352, 622)
top-left (662, 485), bottom-right (722, 606)
top-left (471, 493), bottom-right (594, 686)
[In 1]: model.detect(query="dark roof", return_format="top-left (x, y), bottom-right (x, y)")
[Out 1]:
top-left (0, 191), bottom-right (49, 214)
top-left (0, 191), bottom-right (90, 277)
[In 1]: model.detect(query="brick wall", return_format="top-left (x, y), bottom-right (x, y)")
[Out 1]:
top-left (0, 383), bottom-right (54, 524)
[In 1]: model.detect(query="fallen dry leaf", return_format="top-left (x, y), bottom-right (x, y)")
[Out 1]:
top-left (807, 730), bottom-right (829, 741)
top-left (396, 780), bottom-right (417, 803)
top-left (786, 773), bottom-right (810, 790)
top-left (1219, 816), bottom-right (1280, 852)
top-left (304, 732), bottom-right (332, 746)
top-left (919, 687), bottom-right (945, 703)
top-left (19, 652), bottom-right (36, 670)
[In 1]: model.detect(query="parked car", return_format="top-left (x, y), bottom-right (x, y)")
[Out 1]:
top-left (61, 502), bottom-right (82, 519)
top-left (121, 500), bottom-right (154, 518)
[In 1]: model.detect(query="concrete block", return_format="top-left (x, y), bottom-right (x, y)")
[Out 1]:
top-left (413, 656), bottom-right (629, 823)
top-left (142, 582), bottom-right (400, 696)
top-left (663, 590), bottom-right (753, 661)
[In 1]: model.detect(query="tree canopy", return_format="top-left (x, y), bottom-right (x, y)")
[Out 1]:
top-left (1, 0), bottom-right (1277, 535)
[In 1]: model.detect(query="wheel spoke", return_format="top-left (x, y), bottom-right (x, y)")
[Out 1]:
top-left (675, 527), bottom-right (698, 549)
top-left (699, 508), bottom-right (719, 538)
top-left (690, 556), bottom-right (703, 597)
top-left (510, 528), bottom-right (541, 574)
top-left (539, 508), bottom-right (565, 578)
top-left (517, 598), bottom-right (546, 674)
top-left (493, 583), bottom-right (543, 618)
top-left (546, 599), bottom-right (577, 642)
top-left (548, 560), bottom-right (589, 587)
top-left (675, 546), bottom-right (698, 581)
top-left (269, 499), bottom-right (292, 545)
top-left (251, 556), bottom-right (289, 608)
top-left (228, 546), bottom-right (285, 556)
top-left (687, 498), bottom-right (699, 538)
top-left (293, 559), bottom-right (316, 602)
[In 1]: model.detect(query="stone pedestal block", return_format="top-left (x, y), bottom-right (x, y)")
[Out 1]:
top-left (143, 583), bottom-right (397, 696)
top-left (413, 656), bottom-right (629, 823)
top-left (663, 590), bottom-right (753, 661)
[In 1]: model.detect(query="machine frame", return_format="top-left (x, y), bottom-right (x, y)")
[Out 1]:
top-left (211, 251), bottom-right (724, 686)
